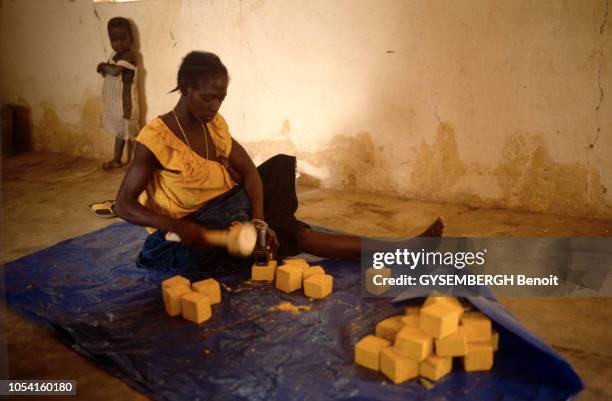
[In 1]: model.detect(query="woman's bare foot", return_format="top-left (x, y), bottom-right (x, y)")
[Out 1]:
top-left (102, 160), bottom-right (124, 170)
top-left (418, 217), bottom-right (445, 237)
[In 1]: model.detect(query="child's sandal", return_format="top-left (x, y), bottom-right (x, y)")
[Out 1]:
top-left (88, 200), bottom-right (116, 218)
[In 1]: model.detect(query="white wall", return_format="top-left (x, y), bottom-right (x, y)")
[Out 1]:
top-left (1, 0), bottom-right (611, 219)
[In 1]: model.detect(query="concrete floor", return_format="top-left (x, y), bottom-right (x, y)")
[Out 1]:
top-left (1, 151), bottom-right (611, 401)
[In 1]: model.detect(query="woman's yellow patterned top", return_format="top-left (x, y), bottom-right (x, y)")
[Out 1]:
top-left (135, 114), bottom-right (236, 228)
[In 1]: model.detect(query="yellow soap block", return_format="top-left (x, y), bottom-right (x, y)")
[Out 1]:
top-left (400, 314), bottom-right (420, 328)
top-left (424, 295), bottom-right (463, 310)
top-left (375, 316), bottom-right (404, 342)
top-left (161, 275), bottom-right (190, 290)
top-left (181, 291), bottom-right (212, 324)
top-left (251, 260), bottom-right (278, 281)
top-left (405, 305), bottom-right (420, 316)
top-left (304, 274), bottom-right (333, 299)
top-left (419, 302), bottom-right (462, 338)
top-left (276, 264), bottom-right (303, 293)
top-left (492, 330), bottom-right (499, 352)
top-left (419, 354), bottom-right (452, 381)
top-left (435, 326), bottom-right (467, 356)
top-left (302, 265), bottom-right (325, 281)
top-left (161, 275), bottom-right (190, 306)
top-left (283, 258), bottom-right (309, 270)
top-left (461, 312), bottom-right (492, 342)
top-left (394, 326), bottom-right (433, 362)
top-left (163, 285), bottom-right (192, 316)
top-left (355, 335), bottom-right (390, 371)
top-left (364, 266), bottom-right (391, 295)
top-left (380, 346), bottom-right (418, 384)
top-left (464, 342), bottom-right (494, 371)
top-left (192, 278), bottom-right (221, 305)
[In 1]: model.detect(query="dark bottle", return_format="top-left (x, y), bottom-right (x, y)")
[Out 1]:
top-left (253, 221), bottom-right (269, 266)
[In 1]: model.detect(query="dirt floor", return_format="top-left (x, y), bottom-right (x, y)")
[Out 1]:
top-left (1, 151), bottom-right (611, 401)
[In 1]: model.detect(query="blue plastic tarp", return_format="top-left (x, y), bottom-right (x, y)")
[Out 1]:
top-left (3, 222), bottom-right (583, 401)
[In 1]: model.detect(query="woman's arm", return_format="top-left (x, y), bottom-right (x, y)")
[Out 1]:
top-left (114, 143), bottom-right (211, 248)
top-left (227, 139), bottom-right (264, 220)
top-left (227, 139), bottom-right (280, 255)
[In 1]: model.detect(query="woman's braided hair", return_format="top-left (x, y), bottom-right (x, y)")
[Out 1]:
top-left (172, 51), bottom-right (229, 93)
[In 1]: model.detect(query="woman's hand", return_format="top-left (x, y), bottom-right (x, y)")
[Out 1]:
top-left (169, 220), bottom-right (211, 249)
top-left (266, 227), bottom-right (280, 259)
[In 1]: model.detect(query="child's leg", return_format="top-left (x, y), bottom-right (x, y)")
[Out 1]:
top-left (296, 217), bottom-right (444, 259)
top-left (124, 139), bottom-right (134, 165)
top-left (103, 137), bottom-right (126, 170)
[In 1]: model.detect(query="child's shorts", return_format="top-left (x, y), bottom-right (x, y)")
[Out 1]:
top-left (101, 114), bottom-right (139, 140)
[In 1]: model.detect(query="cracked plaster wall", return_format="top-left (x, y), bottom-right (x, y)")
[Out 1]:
top-left (1, 0), bottom-right (610, 219)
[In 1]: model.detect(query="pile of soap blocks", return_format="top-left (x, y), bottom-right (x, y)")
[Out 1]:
top-left (161, 276), bottom-right (221, 324)
top-left (251, 258), bottom-right (333, 299)
top-left (355, 295), bottom-right (499, 384)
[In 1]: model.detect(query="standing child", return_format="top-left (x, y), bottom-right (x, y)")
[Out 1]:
top-left (97, 17), bottom-right (139, 169)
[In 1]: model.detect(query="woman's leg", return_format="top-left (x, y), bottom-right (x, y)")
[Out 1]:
top-left (296, 230), bottom-right (361, 259)
top-left (296, 217), bottom-right (445, 259)
top-left (256, 154), bottom-right (445, 260)
top-left (139, 187), bottom-right (251, 272)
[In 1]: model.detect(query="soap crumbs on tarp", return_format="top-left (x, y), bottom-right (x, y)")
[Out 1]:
top-left (271, 302), bottom-right (312, 314)
top-left (221, 283), bottom-right (233, 292)
top-left (419, 378), bottom-right (434, 390)
top-left (233, 285), bottom-right (249, 293)
top-left (335, 300), bottom-right (353, 308)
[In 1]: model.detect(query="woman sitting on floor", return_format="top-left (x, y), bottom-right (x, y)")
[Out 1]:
top-left (114, 51), bottom-right (443, 272)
